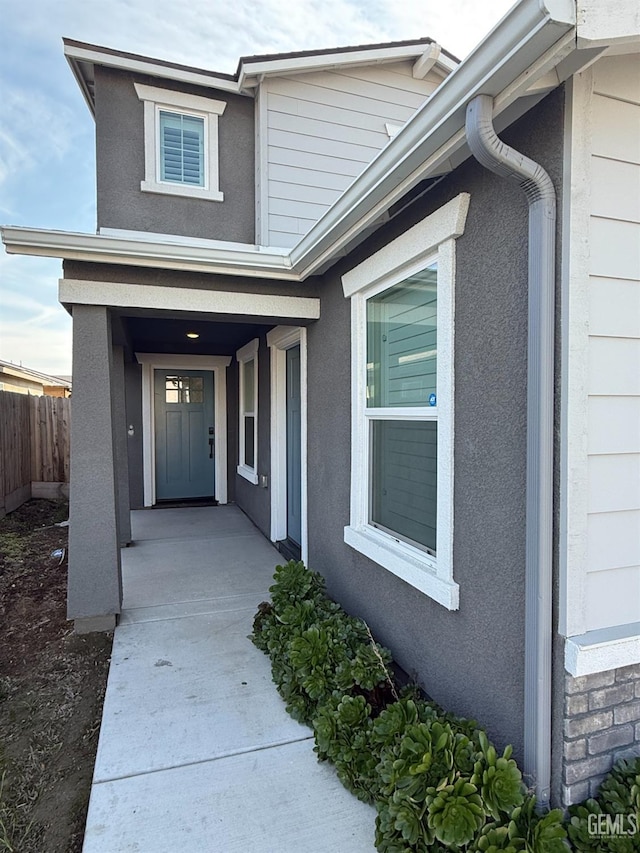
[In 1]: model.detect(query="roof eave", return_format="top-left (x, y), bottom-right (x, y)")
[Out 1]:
top-left (1, 228), bottom-right (298, 282)
top-left (62, 41), bottom-right (245, 114)
top-left (237, 41), bottom-right (458, 89)
top-left (291, 0), bottom-right (581, 275)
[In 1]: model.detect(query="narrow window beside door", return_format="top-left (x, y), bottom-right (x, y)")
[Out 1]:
top-left (237, 339), bottom-right (259, 484)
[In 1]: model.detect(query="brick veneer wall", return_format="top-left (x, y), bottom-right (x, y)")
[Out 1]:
top-left (562, 663), bottom-right (640, 805)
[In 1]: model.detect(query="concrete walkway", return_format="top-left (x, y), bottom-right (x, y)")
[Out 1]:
top-left (82, 506), bottom-right (375, 852)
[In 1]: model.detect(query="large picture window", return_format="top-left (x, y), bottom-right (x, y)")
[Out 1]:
top-left (237, 338), bottom-right (259, 484)
top-left (342, 194), bottom-right (470, 610)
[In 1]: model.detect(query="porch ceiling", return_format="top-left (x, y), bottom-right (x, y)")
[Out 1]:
top-left (123, 315), bottom-right (270, 357)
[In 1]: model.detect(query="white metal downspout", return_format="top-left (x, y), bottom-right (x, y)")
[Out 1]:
top-left (465, 94), bottom-right (555, 807)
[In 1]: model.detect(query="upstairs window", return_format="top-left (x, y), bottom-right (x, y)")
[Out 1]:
top-left (159, 111), bottom-right (205, 186)
top-left (134, 83), bottom-right (226, 202)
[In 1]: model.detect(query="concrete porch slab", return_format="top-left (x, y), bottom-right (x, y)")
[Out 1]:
top-left (84, 506), bottom-right (376, 851)
top-left (130, 504), bottom-right (253, 541)
top-left (84, 738), bottom-right (375, 853)
top-left (93, 606), bottom-right (309, 782)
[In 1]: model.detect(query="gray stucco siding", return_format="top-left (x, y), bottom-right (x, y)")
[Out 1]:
top-left (124, 361), bottom-right (144, 509)
top-left (94, 66), bottom-right (255, 243)
top-left (306, 88), bottom-right (565, 766)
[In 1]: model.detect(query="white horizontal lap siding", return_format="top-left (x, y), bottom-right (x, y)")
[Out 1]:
top-left (263, 62), bottom-right (437, 247)
top-left (582, 56), bottom-right (640, 635)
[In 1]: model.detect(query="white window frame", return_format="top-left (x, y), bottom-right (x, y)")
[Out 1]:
top-left (237, 338), bottom-right (259, 484)
top-left (266, 325), bottom-right (308, 566)
top-left (341, 193), bottom-right (470, 611)
top-left (134, 83), bottom-right (226, 202)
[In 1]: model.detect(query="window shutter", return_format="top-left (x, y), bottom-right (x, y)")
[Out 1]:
top-left (159, 111), bottom-right (205, 186)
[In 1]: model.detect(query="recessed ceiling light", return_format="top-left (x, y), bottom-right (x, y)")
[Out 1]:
top-left (186, 332), bottom-right (199, 339)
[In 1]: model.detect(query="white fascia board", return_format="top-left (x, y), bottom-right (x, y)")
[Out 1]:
top-left (290, 0), bottom-right (576, 276)
top-left (1, 227), bottom-right (296, 281)
top-left (59, 278), bottom-right (320, 319)
top-left (565, 623), bottom-right (640, 676)
top-left (238, 43), bottom-right (453, 88)
top-left (63, 43), bottom-right (243, 94)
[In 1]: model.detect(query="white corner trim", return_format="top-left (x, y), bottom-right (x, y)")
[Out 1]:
top-left (344, 526), bottom-right (459, 609)
top-left (59, 279), bottom-right (320, 319)
top-left (135, 353), bottom-right (230, 507)
top-left (341, 193), bottom-right (470, 297)
top-left (558, 71), bottom-right (593, 639)
top-left (565, 623), bottom-right (640, 676)
top-left (134, 83), bottom-right (227, 116)
top-left (267, 326), bottom-right (308, 566)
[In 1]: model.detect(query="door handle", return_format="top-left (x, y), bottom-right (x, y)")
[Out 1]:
top-left (209, 438), bottom-right (214, 459)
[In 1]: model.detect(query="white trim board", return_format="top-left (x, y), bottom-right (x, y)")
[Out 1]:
top-left (135, 353), bottom-right (231, 507)
top-left (59, 279), bottom-right (319, 319)
top-left (236, 338), bottom-right (259, 485)
top-left (266, 326), bottom-right (308, 567)
top-left (565, 624), bottom-right (640, 676)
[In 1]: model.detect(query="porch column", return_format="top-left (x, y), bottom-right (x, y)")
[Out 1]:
top-left (67, 305), bottom-right (122, 632)
top-left (112, 345), bottom-right (132, 545)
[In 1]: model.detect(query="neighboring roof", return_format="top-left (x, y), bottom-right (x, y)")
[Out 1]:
top-left (64, 36), bottom-right (459, 116)
top-left (0, 359), bottom-right (72, 388)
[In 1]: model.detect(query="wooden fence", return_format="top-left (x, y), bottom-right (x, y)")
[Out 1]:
top-left (0, 391), bottom-right (71, 517)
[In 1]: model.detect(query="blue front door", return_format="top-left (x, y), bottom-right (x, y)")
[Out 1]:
top-left (154, 369), bottom-right (215, 500)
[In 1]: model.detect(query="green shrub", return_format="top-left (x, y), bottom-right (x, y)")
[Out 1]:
top-left (251, 560), bottom-right (575, 852)
top-left (568, 757), bottom-right (640, 852)
top-left (250, 560), bottom-right (393, 724)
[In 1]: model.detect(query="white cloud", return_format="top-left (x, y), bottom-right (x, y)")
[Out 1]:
top-left (0, 82), bottom-right (79, 201)
top-left (0, 318), bottom-right (72, 376)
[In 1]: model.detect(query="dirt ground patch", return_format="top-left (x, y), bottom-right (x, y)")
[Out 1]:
top-left (0, 500), bottom-right (112, 852)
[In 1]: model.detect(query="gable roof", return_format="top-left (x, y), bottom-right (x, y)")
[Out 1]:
top-left (5, 0), bottom-right (638, 282)
top-left (63, 36), bottom-right (459, 116)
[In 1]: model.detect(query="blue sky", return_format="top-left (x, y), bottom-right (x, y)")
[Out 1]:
top-left (0, 0), bottom-right (514, 376)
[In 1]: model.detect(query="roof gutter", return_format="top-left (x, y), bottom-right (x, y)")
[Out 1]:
top-left (465, 93), bottom-right (555, 807)
top-left (0, 228), bottom-right (297, 281)
top-left (291, 0), bottom-right (576, 276)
